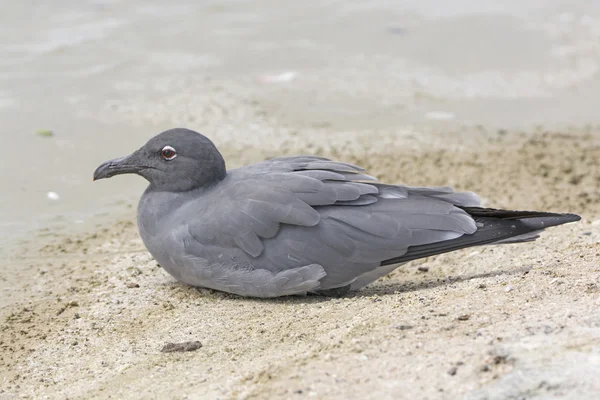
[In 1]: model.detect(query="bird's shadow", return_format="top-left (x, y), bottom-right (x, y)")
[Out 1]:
top-left (356, 265), bottom-right (531, 297)
top-left (167, 265), bottom-right (531, 305)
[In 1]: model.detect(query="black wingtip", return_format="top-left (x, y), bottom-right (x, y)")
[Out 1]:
top-left (519, 212), bottom-right (581, 230)
top-left (459, 207), bottom-right (581, 224)
top-left (563, 213), bottom-right (582, 223)
top-left (459, 207), bottom-right (581, 231)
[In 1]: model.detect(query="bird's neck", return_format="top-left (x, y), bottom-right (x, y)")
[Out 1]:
top-left (137, 188), bottom-right (189, 237)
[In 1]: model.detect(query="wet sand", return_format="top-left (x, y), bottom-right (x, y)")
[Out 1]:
top-left (1, 128), bottom-right (599, 399)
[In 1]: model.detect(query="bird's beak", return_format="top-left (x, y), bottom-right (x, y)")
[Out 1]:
top-left (93, 153), bottom-right (145, 181)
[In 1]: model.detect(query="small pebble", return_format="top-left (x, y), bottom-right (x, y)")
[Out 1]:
top-left (47, 192), bottom-right (60, 201)
top-left (126, 282), bottom-right (140, 288)
top-left (36, 129), bottom-right (54, 137)
top-left (447, 366), bottom-right (458, 376)
top-left (457, 314), bottom-right (471, 321)
top-left (393, 324), bottom-right (414, 330)
top-left (161, 341), bottom-right (203, 353)
top-left (505, 285), bottom-right (514, 292)
top-left (417, 266), bottom-right (429, 272)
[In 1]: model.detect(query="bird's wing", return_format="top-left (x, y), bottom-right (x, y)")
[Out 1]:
top-left (173, 156), bottom-right (483, 295)
top-left (183, 155), bottom-right (479, 269)
top-left (183, 156), bottom-right (384, 256)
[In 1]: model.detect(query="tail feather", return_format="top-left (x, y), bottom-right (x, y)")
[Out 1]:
top-left (380, 208), bottom-right (580, 266)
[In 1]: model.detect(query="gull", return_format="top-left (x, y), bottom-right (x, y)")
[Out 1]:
top-left (93, 128), bottom-right (580, 297)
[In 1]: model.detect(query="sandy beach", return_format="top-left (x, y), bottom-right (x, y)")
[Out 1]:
top-left (2, 127), bottom-right (599, 399)
top-left (1, 1), bottom-right (600, 399)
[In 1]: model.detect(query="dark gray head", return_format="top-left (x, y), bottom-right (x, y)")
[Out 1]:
top-left (93, 128), bottom-right (226, 192)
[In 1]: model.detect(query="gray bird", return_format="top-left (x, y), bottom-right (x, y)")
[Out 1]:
top-left (93, 128), bottom-right (580, 298)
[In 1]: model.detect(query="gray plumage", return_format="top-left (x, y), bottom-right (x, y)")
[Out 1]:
top-left (93, 128), bottom-right (580, 298)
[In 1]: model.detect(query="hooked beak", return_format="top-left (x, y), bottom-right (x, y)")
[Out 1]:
top-left (93, 153), bottom-right (145, 181)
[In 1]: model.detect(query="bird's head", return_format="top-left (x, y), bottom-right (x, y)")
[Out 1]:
top-left (93, 128), bottom-right (226, 192)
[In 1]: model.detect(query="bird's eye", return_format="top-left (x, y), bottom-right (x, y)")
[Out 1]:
top-left (160, 146), bottom-right (177, 161)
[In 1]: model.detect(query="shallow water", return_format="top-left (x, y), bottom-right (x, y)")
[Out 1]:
top-left (1, 0), bottom-right (600, 244)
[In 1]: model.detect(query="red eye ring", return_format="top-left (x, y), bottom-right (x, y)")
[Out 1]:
top-left (160, 146), bottom-right (177, 160)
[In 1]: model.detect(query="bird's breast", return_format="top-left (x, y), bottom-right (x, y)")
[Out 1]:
top-left (136, 189), bottom-right (189, 253)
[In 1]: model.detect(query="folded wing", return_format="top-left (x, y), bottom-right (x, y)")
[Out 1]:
top-left (182, 156), bottom-right (481, 290)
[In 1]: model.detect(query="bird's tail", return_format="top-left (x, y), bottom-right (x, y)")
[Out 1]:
top-left (380, 207), bottom-right (580, 266)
